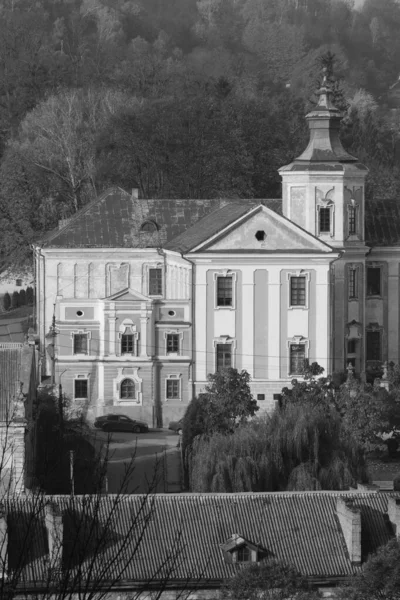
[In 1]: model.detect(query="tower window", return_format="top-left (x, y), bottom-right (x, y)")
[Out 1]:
top-left (348, 206), bottom-right (357, 235)
top-left (366, 331), bottom-right (381, 362)
top-left (348, 269), bottom-right (358, 299)
top-left (121, 334), bottom-right (135, 354)
top-left (166, 333), bottom-right (179, 354)
top-left (319, 207), bottom-right (331, 233)
top-left (367, 267), bottom-right (381, 296)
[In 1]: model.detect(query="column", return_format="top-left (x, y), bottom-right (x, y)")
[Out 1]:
top-left (241, 269), bottom-right (254, 377)
top-left (267, 269), bottom-right (281, 379)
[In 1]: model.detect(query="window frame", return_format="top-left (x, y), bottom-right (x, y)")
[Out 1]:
top-left (72, 331), bottom-right (90, 355)
top-left (236, 546), bottom-right (251, 563)
top-left (214, 272), bottom-right (237, 310)
top-left (120, 378), bottom-right (135, 400)
top-left (348, 267), bottom-right (358, 300)
top-left (113, 368), bottom-right (143, 405)
top-left (74, 377), bottom-right (89, 400)
top-left (166, 333), bottom-right (180, 354)
top-left (165, 375), bottom-right (182, 401)
top-left (348, 205), bottom-right (357, 235)
top-left (287, 337), bottom-right (309, 377)
top-left (148, 267), bottom-right (163, 297)
top-left (287, 272), bottom-right (310, 309)
top-left (316, 203), bottom-right (334, 237)
top-left (216, 343), bottom-right (233, 372)
top-left (290, 276), bottom-right (306, 307)
top-left (216, 276), bottom-right (233, 307)
top-left (366, 329), bottom-right (382, 362)
top-left (366, 266), bottom-right (382, 297)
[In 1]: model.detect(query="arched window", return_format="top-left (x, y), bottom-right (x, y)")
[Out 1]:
top-left (140, 221), bottom-right (158, 233)
top-left (120, 379), bottom-right (135, 399)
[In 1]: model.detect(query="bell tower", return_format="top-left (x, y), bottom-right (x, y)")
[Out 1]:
top-left (279, 69), bottom-right (369, 374)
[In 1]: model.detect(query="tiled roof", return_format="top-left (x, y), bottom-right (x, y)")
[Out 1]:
top-left (4, 491), bottom-right (396, 589)
top-left (365, 198), bottom-right (400, 247)
top-left (41, 188), bottom-right (246, 249)
top-left (165, 200), bottom-right (282, 252)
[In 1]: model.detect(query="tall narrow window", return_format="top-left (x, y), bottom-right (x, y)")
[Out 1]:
top-left (217, 276), bottom-right (233, 307)
top-left (290, 276), bottom-right (306, 306)
top-left (120, 379), bottom-right (135, 399)
top-left (367, 267), bottom-right (381, 296)
top-left (74, 379), bottom-right (88, 399)
top-left (166, 333), bottom-right (179, 354)
top-left (121, 334), bottom-right (135, 354)
top-left (166, 379), bottom-right (180, 399)
top-left (149, 268), bottom-right (162, 296)
top-left (366, 331), bottom-right (381, 361)
top-left (73, 333), bottom-right (88, 355)
top-left (216, 343), bottom-right (232, 371)
top-left (348, 205), bottom-right (357, 235)
top-left (319, 207), bottom-right (331, 233)
top-left (348, 269), bottom-right (358, 299)
top-left (290, 344), bottom-right (305, 375)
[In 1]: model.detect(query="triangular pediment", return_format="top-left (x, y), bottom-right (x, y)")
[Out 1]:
top-left (194, 205), bottom-right (334, 253)
top-left (104, 287), bottom-right (151, 302)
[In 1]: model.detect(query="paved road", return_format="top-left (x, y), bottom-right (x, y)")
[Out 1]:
top-left (88, 428), bottom-right (182, 494)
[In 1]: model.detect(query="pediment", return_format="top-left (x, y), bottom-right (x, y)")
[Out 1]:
top-left (104, 287), bottom-right (151, 302)
top-left (195, 206), bottom-right (333, 253)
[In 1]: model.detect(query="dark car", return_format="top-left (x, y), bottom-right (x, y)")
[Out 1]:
top-left (168, 418), bottom-right (183, 434)
top-left (94, 414), bottom-right (149, 433)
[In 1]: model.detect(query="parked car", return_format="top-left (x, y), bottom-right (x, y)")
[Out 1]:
top-left (168, 418), bottom-right (183, 434)
top-left (94, 414), bottom-right (149, 433)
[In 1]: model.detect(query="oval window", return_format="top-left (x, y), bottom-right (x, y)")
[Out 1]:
top-left (168, 310), bottom-right (176, 317)
top-left (76, 310), bottom-right (84, 317)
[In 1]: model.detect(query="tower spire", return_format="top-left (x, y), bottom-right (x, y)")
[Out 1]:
top-left (294, 67), bottom-right (357, 164)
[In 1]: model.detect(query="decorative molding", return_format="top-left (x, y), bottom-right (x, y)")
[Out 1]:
top-left (113, 368), bottom-right (142, 405)
top-left (345, 320), bottom-right (363, 339)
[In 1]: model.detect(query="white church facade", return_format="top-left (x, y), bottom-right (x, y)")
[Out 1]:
top-left (34, 78), bottom-right (400, 426)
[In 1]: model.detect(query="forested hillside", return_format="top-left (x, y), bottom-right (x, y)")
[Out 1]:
top-left (0, 0), bottom-right (400, 266)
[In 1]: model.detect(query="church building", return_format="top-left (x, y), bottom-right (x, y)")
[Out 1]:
top-left (34, 77), bottom-right (400, 426)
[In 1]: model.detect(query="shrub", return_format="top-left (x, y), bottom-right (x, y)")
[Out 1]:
top-left (26, 286), bottom-right (34, 305)
top-left (11, 291), bottom-right (19, 309)
top-left (2, 292), bottom-right (11, 311)
top-left (18, 289), bottom-right (26, 305)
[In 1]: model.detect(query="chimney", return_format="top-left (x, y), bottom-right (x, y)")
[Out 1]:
top-left (387, 497), bottom-right (400, 536)
top-left (0, 503), bottom-right (8, 579)
top-left (131, 188), bottom-right (139, 199)
top-left (336, 498), bottom-right (362, 564)
top-left (45, 502), bottom-right (63, 572)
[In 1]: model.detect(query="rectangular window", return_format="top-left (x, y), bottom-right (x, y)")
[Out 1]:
top-left (366, 331), bottom-right (381, 361)
top-left (166, 333), bottom-right (179, 354)
top-left (367, 267), bottom-right (381, 296)
top-left (216, 343), bottom-right (232, 371)
top-left (348, 206), bottom-right (356, 235)
top-left (290, 344), bottom-right (305, 375)
top-left (121, 334), bottom-right (135, 354)
top-left (348, 269), bottom-right (358, 299)
top-left (166, 379), bottom-right (180, 399)
top-left (73, 333), bottom-right (88, 355)
top-left (347, 340), bottom-right (356, 354)
top-left (217, 276), bottom-right (233, 307)
top-left (319, 207), bottom-right (331, 233)
top-left (149, 268), bottom-right (162, 296)
top-left (74, 379), bottom-right (88, 399)
top-left (290, 276), bottom-right (306, 306)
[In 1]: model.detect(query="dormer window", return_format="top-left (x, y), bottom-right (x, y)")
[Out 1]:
top-left (220, 534), bottom-right (263, 565)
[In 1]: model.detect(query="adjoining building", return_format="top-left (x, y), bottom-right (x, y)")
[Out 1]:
top-left (34, 75), bottom-right (400, 426)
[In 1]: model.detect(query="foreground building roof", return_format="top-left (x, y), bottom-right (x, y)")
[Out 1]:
top-left (1, 490), bottom-right (398, 593)
top-left (38, 187), bottom-right (400, 252)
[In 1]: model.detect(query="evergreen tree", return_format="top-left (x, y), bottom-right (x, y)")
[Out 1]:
top-left (18, 288), bottom-right (26, 306)
top-left (2, 292), bottom-right (11, 311)
top-left (11, 291), bottom-right (19, 309)
top-left (26, 286), bottom-right (34, 305)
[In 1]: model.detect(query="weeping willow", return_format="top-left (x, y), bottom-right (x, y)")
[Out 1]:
top-left (189, 404), bottom-right (368, 492)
